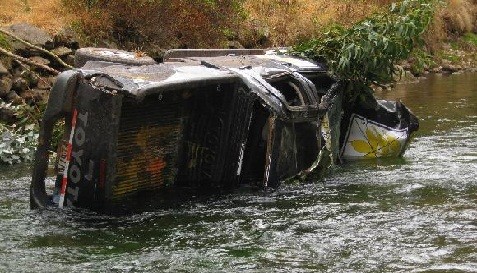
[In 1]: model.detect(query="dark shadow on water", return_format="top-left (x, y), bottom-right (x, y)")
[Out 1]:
top-left (0, 163), bottom-right (32, 180)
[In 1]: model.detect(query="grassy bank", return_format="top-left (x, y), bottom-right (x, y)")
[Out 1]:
top-left (1, 0), bottom-right (475, 71)
top-left (1, 0), bottom-right (476, 50)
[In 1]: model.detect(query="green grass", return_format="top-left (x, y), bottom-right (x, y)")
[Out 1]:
top-left (463, 32), bottom-right (477, 46)
top-left (0, 33), bottom-right (12, 50)
top-left (440, 52), bottom-right (461, 63)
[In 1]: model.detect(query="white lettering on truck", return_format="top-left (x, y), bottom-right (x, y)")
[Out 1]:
top-left (66, 111), bottom-right (95, 206)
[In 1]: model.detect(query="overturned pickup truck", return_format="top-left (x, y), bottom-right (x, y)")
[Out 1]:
top-left (30, 48), bottom-right (418, 211)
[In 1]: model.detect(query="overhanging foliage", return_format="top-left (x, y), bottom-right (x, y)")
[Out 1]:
top-left (293, 0), bottom-right (439, 86)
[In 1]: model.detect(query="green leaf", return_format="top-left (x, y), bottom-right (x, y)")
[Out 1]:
top-left (292, 0), bottom-right (437, 87)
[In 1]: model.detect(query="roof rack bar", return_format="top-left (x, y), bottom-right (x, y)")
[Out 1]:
top-left (163, 49), bottom-right (265, 61)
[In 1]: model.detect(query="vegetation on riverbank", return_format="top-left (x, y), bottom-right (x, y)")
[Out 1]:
top-left (0, 0), bottom-right (476, 164)
top-left (1, 1), bottom-right (475, 67)
top-left (1, 0), bottom-right (476, 50)
top-left (0, 102), bottom-right (39, 164)
top-left (293, 0), bottom-right (437, 85)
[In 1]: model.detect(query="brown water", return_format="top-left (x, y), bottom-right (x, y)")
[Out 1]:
top-left (0, 72), bottom-right (476, 273)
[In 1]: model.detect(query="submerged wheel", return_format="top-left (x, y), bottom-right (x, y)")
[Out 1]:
top-left (74, 47), bottom-right (157, 68)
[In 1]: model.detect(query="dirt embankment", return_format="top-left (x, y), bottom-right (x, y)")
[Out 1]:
top-left (1, 0), bottom-right (476, 49)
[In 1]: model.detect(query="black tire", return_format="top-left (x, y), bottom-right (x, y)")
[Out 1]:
top-left (74, 47), bottom-right (157, 68)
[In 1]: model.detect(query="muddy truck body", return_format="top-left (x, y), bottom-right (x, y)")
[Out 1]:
top-left (30, 49), bottom-right (418, 211)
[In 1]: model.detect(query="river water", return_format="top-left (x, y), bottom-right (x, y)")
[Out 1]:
top-left (1, 73), bottom-right (476, 273)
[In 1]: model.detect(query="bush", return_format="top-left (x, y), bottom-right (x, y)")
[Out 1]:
top-left (440, 0), bottom-right (477, 35)
top-left (0, 123), bottom-right (37, 164)
top-left (62, 0), bottom-right (245, 52)
top-left (241, 0), bottom-right (394, 47)
top-left (293, 0), bottom-right (438, 86)
top-left (0, 101), bottom-right (40, 164)
top-left (0, 100), bottom-right (66, 165)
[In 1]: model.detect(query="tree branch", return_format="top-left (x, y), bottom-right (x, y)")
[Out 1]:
top-left (0, 47), bottom-right (59, 75)
top-left (0, 28), bottom-right (73, 70)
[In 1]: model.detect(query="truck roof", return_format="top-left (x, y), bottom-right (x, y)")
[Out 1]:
top-left (77, 51), bottom-right (326, 99)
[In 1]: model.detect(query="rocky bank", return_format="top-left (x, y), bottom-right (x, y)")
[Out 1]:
top-left (0, 23), bottom-right (78, 123)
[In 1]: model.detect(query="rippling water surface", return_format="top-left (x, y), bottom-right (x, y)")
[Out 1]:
top-left (1, 73), bottom-right (476, 273)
